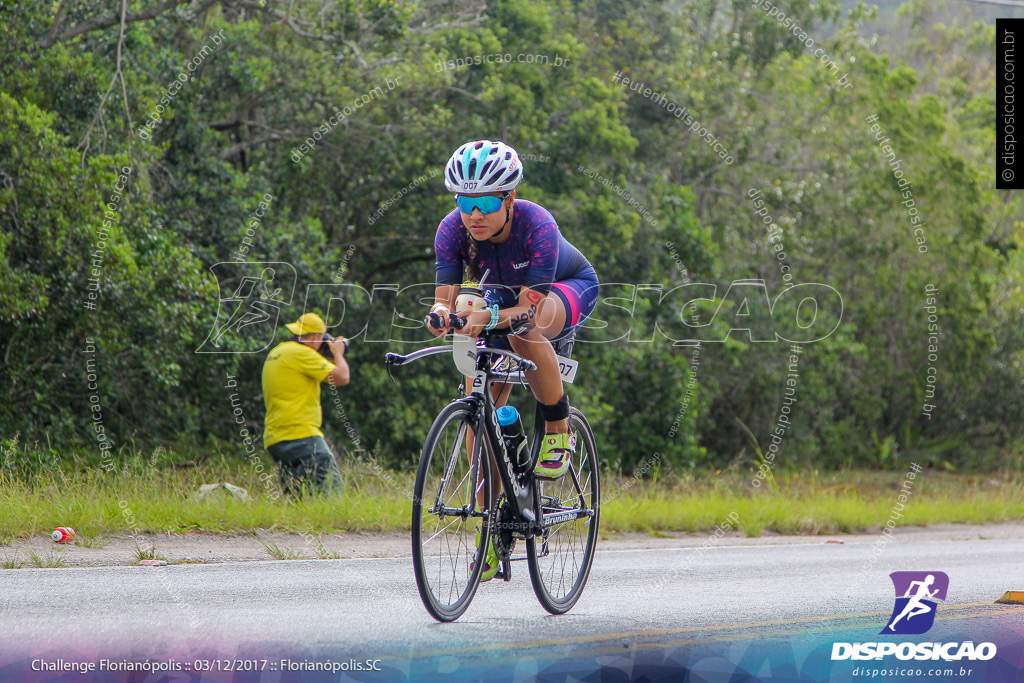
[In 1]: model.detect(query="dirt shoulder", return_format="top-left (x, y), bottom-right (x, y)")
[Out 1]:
top-left (3, 521), bottom-right (1023, 569)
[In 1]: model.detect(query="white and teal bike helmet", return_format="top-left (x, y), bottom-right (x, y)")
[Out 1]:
top-left (444, 140), bottom-right (523, 194)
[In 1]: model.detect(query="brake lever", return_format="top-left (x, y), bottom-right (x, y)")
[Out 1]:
top-left (384, 352), bottom-right (400, 385)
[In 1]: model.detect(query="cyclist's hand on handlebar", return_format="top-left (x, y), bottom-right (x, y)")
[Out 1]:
top-left (425, 305), bottom-right (451, 338)
top-left (454, 309), bottom-right (489, 338)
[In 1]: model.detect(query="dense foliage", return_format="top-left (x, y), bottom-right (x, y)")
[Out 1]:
top-left (1, 0), bottom-right (1020, 475)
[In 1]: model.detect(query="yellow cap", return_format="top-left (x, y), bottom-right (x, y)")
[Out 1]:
top-left (285, 313), bottom-right (326, 336)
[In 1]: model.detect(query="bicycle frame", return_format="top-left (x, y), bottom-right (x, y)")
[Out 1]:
top-left (386, 329), bottom-right (590, 538)
top-left (386, 335), bottom-right (542, 533)
top-left (397, 322), bottom-right (600, 620)
top-left (463, 345), bottom-right (538, 528)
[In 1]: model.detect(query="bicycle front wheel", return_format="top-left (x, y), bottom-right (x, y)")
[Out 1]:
top-left (411, 401), bottom-right (492, 622)
top-left (527, 407), bottom-right (600, 614)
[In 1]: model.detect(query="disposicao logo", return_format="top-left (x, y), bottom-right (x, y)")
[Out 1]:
top-left (883, 571), bottom-right (948, 635)
top-left (831, 571), bottom-right (997, 663)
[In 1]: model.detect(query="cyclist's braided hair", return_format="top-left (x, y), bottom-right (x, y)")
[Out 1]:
top-left (464, 229), bottom-right (480, 282)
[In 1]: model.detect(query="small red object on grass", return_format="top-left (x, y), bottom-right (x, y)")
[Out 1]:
top-left (51, 527), bottom-right (76, 544)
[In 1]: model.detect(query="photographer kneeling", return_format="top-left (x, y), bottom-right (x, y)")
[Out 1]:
top-left (262, 313), bottom-right (349, 496)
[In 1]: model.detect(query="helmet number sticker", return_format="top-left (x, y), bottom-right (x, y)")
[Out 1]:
top-left (463, 181), bottom-right (478, 190)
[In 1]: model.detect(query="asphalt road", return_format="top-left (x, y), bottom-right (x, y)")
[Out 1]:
top-left (3, 532), bottom-right (1024, 681)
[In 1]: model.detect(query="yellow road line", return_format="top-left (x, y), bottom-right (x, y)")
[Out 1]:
top-left (565, 606), bottom-right (1024, 660)
top-left (398, 601), bottom-right (1017, 662)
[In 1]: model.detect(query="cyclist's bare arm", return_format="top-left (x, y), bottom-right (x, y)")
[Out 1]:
top-left (492, 287), bottom-right (546, 332)
top-left (454, 286), bottom-right (550, 333)
top-left (428, 285), bottom-right (458, 337)
top-left (433, 284), bottom-right (457, 310)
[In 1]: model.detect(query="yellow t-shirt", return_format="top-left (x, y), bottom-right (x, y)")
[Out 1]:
top-left (262, 341), bottom-right (336, 448)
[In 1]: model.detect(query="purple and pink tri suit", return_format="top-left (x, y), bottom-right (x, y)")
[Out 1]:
top-left (434, 199), bottom-right (599, 340)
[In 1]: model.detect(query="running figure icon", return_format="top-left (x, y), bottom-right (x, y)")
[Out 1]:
top-left (887, 574), bottom-right (938, 632)
top-left (882, 571), bottom-right (949, 635)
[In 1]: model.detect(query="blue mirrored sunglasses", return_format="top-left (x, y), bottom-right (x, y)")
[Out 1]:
top-left (455, 193), bottom-right (508, 215)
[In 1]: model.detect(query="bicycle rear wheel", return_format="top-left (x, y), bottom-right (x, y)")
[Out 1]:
top-left (411, 401), bottom-right (492, 622)
top-left (527, 407), bottom-right (600, 614)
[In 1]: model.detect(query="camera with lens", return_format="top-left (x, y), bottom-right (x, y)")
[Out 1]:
top-left (316, 333), bottom-right (349, 360)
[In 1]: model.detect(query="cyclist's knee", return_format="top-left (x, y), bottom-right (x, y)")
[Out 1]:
top-left (509, 328), bottom-right (546, 351)
top-left (536, 293), bottom-right (567, 332)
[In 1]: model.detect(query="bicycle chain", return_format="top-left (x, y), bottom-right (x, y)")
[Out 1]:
top-left (493, 499), bottom-right (517, 561)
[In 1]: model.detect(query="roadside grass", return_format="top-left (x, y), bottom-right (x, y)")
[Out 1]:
top-left (253, 533), bottom-right (306, 560)
top-left (599, 469), bottom-right (1024, 536)
top-left (133, 543), bottom-right (167, 563)
top-left (1, 553), bottom-right (24, 569)
top-left (312, 542), bottom-right (342, 560)
top-left (27, 550), bottom-right (67, 568)
top-left (74, 531), bottom-right (109, 548)
top-left (1, 449), bottom-right (1022, 540)
top-left (0, 452), bottom-right (412, 539)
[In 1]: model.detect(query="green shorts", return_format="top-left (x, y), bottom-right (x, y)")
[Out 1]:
top-left (266, 435), bottom-right (343, 496)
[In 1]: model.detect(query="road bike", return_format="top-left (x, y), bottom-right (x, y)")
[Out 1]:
top-left (384, 316), bottom-right (600, 622)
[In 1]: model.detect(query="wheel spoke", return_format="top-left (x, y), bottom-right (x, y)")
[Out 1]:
top-left (528, 410), bottom-right (600, 614)
top-left (412, 403), bottom-right (489, 622)
top-left (421, 514), bottom-right (462, 547)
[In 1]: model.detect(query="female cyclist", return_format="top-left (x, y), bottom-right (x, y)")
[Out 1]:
top-left (426, 140), bottom-right (600, 483)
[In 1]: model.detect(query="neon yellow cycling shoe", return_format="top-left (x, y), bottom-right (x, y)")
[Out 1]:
top-left (534, 431), bottom-right (576, 481)
top-left (471, 529), bottom-right (500, 582)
